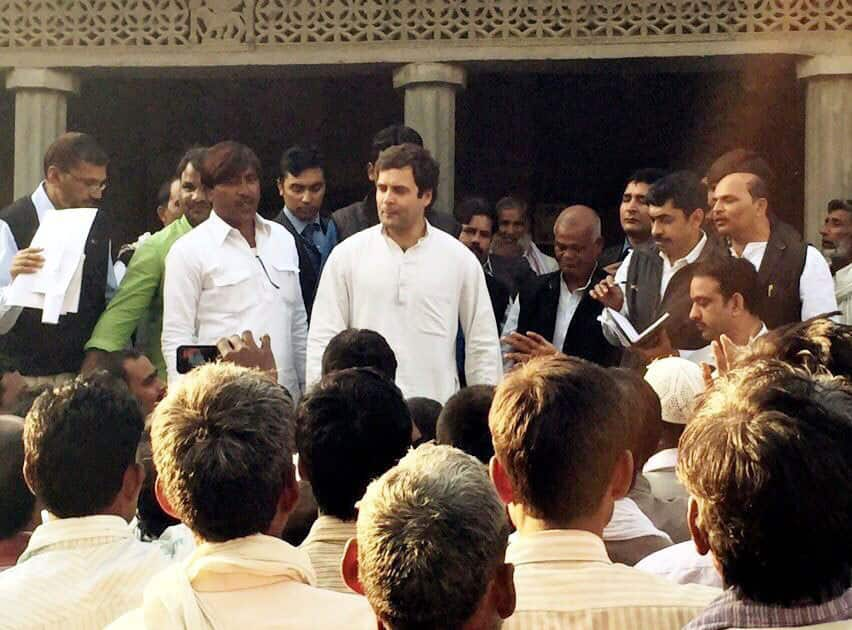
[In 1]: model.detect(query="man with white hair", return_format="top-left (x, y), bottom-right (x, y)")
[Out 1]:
top-left (502, 205), bottom-right (620, 367)
top-left (342, 443), bottom-right (516, 630)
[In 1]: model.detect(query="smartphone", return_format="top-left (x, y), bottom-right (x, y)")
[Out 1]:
top-left (176, 345), bottom-right (220, 374)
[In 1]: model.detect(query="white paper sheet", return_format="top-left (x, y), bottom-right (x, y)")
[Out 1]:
top-left (6, 208), bottom-right (98, 324)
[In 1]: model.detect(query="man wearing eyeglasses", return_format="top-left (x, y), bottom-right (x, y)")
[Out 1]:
top-left (0, 132), bottom-right (116, 385)
top-left (161, 141), bottom-right (307, 400)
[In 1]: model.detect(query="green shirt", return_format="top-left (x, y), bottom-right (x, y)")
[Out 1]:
top-left (85, 215), bottom-right (193, 378)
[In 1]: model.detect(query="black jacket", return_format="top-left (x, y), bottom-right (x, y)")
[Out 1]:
top-left (516, 266), bottom-right (621, 367)
top-left (273, 209), bottom-right (333, 320)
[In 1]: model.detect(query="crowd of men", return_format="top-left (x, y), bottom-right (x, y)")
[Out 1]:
top-left (0, 127), bottom-right (849, 629)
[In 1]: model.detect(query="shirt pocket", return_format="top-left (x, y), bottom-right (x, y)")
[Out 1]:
top-left (203, 268), bottom-right (254, 315)
top-left (417, 293), bottom-right (454, 337)
top-left (265, 256), bottom-right (300, 307)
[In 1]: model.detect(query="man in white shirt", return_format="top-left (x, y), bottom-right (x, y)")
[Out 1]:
top-left (709, 149), bottom-right (837, 327)
top-left (162, 141), bottom-right (307, 398)
top-left (342, 443), bottom-right (516, 630)
top-left (0, 373), bottom-right (169, 629)
top-left (820, 198), bottom-right (852, 325)
top-left (592, 171), bottom-right (724, 363)
top-left (492, 195), bottom-right (558, 276)
top-left (489, 355), bottom-right (718, 630)
top-left (306, 143), bottom-right (502, 403)
top-left (110, 362), bottom-right (374, 629)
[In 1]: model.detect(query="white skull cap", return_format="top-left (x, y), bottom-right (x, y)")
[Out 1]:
top-left (644, 356), bottom-right (705, 425)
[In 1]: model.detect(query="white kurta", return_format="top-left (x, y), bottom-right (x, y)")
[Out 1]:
top-left (306, 222), bottom-right (502, 403)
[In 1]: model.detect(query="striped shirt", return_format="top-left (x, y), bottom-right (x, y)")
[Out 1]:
top-left (299, 515), bottom-right (357, 593)
top-left (0, 514), bottom-right (170, 630)
top-left (504, 529), bottom-right (719, 630)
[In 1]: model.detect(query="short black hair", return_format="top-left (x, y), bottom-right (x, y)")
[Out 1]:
top-left (296, 368), bottom-right (411, 520)
top-left (495, 196), bottom-right (529, 222)
top-left (43, 132), bottom-right (108, 176)
top-left (706, 148), bottom-right (774, 201)
top-left (827, 199), bottom-right (852, 213)
top-left (609, 368), bottom-right (662, 480)
top-left (454, 196), bottom-right (496, 228)
top-left (279, 145), bottom-right (324, 178)
top-left (200, 141), bottom-right (261, 190)
top-left (175, 146), bottom-right (207, 179)
top-left (0, 416), bottom-right (35, 539)
top-left (370, 124), bottom-right (423, 163)
top-left (436, 385), bottom-right (496, 464)
top-left (691, 257), bottom-right (761, 315)
top-left (23, 373), bottom-right (144, 518)
top-left (406, 397), bottom-right (442, 446)
top-left (321, 329), bottom-right (397, 381)
top-left (646, 170), bottom-right (707, 217)
top-left (626, 168), bottom-right (667, 186)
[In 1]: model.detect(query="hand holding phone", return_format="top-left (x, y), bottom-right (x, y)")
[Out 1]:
top-left (176, 345), bottom-right (220, 374)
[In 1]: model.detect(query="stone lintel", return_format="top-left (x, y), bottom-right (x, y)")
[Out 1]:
top-left (797, 55), bottom-right (852, 80)
top-left (6, 68), bottom-right (81, 95)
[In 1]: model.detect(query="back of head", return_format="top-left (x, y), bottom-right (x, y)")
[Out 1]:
top-left (436, 385), bottom-right (496, 464)
top-left (357, 443), bottom-right (510, 630)
top-left (646, 170), bottom-right (707, 216)
top-left (296, 368), bottom-right (411, 520)
top-left (200, 141), bottom-right (261, 190)
top-left (43, 132), bottom-right (108, 175)
top-left (406, 397), bottom-right (442, 445)
top-left (643, 357), bottom-right (705, 426)
top-left (23, 373), bottom-right (143, 518)
top-left (706, 148), bottom-right (774, 196)
top-left (370, 124), bottom-right (423, 163)
top-left (321, 328), bottom-right (398, 380)
top-left (152, 362), bottom-right (294, 542)
top-left (691, 256), bottom-right (761, 317)
top-left (279, 144), bottom-right (324, 177)
top-left (0, 415), bottom-right (35, 540)
top-left (454, 196), bottom-right (495, 227)
top-left (489, 355), bottom-right (628, 524)
top-left (609, 368), bottom-right (662, 476)
top-left (678, 360), bottom-right (852, 605)
top-left (745, 316), bottom-right (852, 378)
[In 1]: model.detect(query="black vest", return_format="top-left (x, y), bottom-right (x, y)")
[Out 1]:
top-left (0, 196), bottom-right (109, 375)
top-left (753, 219), bottom-right (807, 329)
top-left (625, 234), bottom-right (725, 351)
top-left (273, 210), bottom-right (326, 321)
top-left (517, 267), bottom-right (621, 367)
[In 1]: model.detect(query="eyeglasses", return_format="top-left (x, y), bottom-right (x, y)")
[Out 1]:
top-left (63, 171), bottom-right (108, 193)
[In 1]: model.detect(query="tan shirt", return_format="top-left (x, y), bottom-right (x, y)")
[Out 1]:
top-left (299, 515), bottom-right (357, 594)
top-left (504, 529), bottom-right (719, 630)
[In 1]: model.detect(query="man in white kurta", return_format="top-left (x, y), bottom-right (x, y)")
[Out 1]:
top-left (306, 144), bottom-right (501, 403)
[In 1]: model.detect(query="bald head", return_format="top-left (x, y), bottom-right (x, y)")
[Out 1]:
top-left (555, 205), bottom-right (602, 241)
top-left (553, 205), bottom-right (603, 289)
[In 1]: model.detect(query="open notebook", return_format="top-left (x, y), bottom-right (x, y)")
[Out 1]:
top-left (604, 308), bottom-right (670, 347)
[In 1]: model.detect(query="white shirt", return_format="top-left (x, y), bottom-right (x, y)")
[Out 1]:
top-left (733, 241), bottom-right (838, 320)
top-left (636, 540), bottom-right (723, 589)
top-left (501, 269), bottom-right (596, 352)
top-left (0, 183), bottom-right (117, 334)
top-left (0, 514), bottom-right (170, 630)
top-left (504, 529), bottom-right (719, 630)
top-left (524, 240), bottom-right (559, 275)
top-left (162, 211), bottom-right (307, 399)
top-left (306, 222), bottom-right (502, 403)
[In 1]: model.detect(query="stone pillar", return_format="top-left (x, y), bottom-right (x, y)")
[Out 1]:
top-left (6, 69), bottom-right (81, 199)
top-left (797, 56), bottom-right (852, 246)
top-left (393, 63), bottom-right (467, 215)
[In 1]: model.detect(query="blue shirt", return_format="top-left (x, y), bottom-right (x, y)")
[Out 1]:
top-left (283, 207), bottom-right (338, 267)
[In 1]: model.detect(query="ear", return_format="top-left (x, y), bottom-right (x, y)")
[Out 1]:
top-left (155, 475), bottom-right (181, 520)
top-left (121, 462), bottom-right (146, 503)
top-left (420, 188), bottom-right (434, 209)
top-left (45, 164), bottom-right (62, 185)
top-left (22, 460), bottom-right (35, 496)
top-left (494, 562), bottom-right (516, 620)
top-left (754, 196), bottom-right (769, 217)
top-left (690, 207), bottom-right (705, 229)
top-left (366, 162), bottom-right (376, 183)
top-left (687, 497), bottom-right (711, 556)
top-left (341, 538), bottom-right (365, 595)
top-left (156, 206), bottom-right (167, 224)
top-left (610, 449), bottom-right (634, 500)
top-left (489, 456), bottom-right (514, 505)
top-left (729, 292), bottom-right (745, 315)
top-left (276, 178), bottom-right (286, 200)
